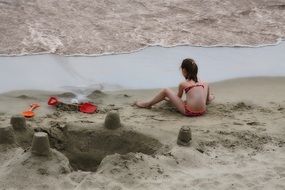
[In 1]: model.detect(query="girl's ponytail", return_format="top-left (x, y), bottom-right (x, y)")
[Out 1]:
top-left (181, 58), bottom-right (198, 82)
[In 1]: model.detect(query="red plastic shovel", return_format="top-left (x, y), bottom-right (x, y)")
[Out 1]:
top-left (79, 102), bottom-right (97, 114)
top-left (48, 96), bottom-right (59, 106)
top-left (22, 103), bottom-right (40, 118)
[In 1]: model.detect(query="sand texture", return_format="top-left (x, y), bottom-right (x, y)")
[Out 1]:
top-left (1, 0), bottom-right (285, 55)
top-left (0, 77), bottom-right (284, 189)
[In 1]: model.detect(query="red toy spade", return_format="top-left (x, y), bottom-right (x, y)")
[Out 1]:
top-left (79, 102), bottom-right (97, 114)
top-left (48, 97), bottom-right (59, 106)
top-left (22, 103), bottom-right (40, 118)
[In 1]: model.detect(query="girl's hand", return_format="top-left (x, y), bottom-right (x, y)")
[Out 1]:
top-left (164, 97), bottom-right (170, 101)
top-left (206, 94), bottom-right (215, 104)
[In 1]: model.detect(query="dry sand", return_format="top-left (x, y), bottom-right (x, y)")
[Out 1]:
top-left (1, 0), bottom-right (285, 55)
top-left (0, 76), bottom-right (285, 189)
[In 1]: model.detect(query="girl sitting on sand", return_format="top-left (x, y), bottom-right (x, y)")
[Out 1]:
top-left (135, 58), bottom-right (214, 116)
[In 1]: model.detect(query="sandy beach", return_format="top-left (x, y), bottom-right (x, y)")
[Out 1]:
top-left (1, 0), bottom-right (285, 189)
top-left (0, 76), bottom-right (284, 189)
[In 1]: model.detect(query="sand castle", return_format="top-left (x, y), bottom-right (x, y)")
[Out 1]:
top-left (10, 115), bottom-right (27, 130)
top-left (1, 112), bottom-right (162, 172)
top-left (104, 111), bottom-right (121, 129)
top-left (58, 111), bottom-right (163, 171)
top-left (177, 126), bottom-right (192, 146)
top-left (3, 110), bottom-right (190, 174)
top-left (31, 132), bottom-right (51, 156)
top-left (0, 126), bottom-right (15, 144)
top-left (9, 115), bottom-right (52, 156)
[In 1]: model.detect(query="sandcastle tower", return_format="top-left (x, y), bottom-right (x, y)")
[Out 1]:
top-left (0, 126), bottom-right (15, 144)
top-left (31, 132), bottom-right (51, 156)
top-left (104, 111), bottom-right (122, 129)
top-left (10, 115), bottom-right (27, 130)
top-left (177, 126), bottom-right (192, 146)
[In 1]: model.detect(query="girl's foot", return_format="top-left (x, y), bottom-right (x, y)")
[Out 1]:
top-left (134, 101), bottom-right (152, 109)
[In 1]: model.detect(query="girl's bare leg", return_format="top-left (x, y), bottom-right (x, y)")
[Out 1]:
top-left (135, 88), bottom-right (185, 114)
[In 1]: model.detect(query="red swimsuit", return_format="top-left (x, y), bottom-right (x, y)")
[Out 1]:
top-left (184, 84), bottom-right (206, 117)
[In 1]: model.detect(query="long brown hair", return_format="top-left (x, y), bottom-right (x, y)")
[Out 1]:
top-left (181, 58), bottom-right (198, 82)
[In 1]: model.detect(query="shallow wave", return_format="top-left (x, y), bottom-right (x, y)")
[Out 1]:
top-left (1, 0), bottom-right (285, 56)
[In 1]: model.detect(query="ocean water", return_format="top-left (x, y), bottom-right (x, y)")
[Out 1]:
top-left (1, 0), bottom-right (285, 55)
top-left (1, 1), bottom-right (285, 97)
top-left (0, 42), bottom-right (285, 95)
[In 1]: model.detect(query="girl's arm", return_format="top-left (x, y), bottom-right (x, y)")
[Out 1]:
top-left (206, 85), bottom-right (215, 104)
top-left (206, 86), bottom-right (210, 104)
top-left (177, 82), bottom-right (184, 98)
top-left (164, 82), bottom-right (184, 101)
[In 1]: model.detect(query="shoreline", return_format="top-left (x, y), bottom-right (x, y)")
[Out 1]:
top-left (0, 38), bottom-right (284, 57)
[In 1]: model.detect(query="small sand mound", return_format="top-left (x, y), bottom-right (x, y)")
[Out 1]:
top-left (231, 102), bottom-right (253, 110)
top-left (16, 95), bottom-right (37, 99)
top-left (197, 130), bottom-right (285, 152)
top-left (208, 102), bottom-right (273, 117)
top-left (57, 92), bottom-right (76, 98)
top-left (0, 148), bottom-right (71, 189)
top-left (216, 130), bottom-right (273, 150)
top-left (75, 148), bottom-right (209, 189)
top-left (87, 90), bottom-right (106, 99)
top-left (97, 153), bottom-right (168, 180)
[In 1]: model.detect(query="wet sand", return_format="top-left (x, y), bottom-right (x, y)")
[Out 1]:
top-left (1, 42), bottom-right (285, 94)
